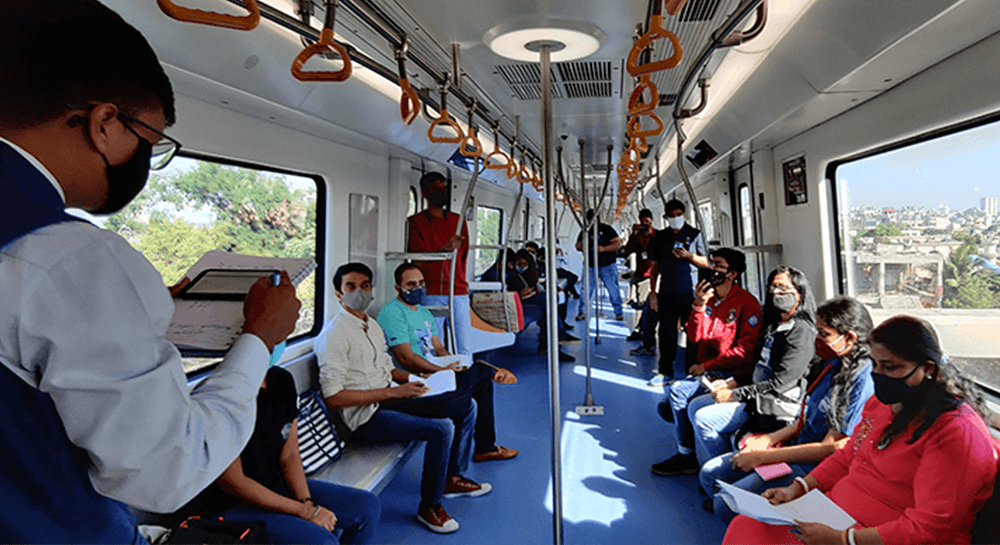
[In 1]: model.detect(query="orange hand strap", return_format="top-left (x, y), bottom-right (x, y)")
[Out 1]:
top-left (427, 108), bottom-right (463, 143)
top-left (627, 111), bottom-right (665, 139)
top-left (664, 0), bottom-right (691, 16)
top-left (626, 15), bottom-right (683, 77)
top-left (291, 28), bottom-right (353, 82)
top-left (628, 75), bottom-right (659, 116)
top-left (485, 132), bottom-right (512, 170)
top-left (157, 0), bottom-right (260, 31)
top-left (399, 78), bottom-right (420, 125)
top-left (460, 126), bottom-right (483, 158)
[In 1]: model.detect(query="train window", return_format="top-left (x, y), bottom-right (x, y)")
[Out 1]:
top-left (103, 154), bottom-right (322, 375)
top-left (408, 186), bottom-right (418, 216)
top-left (832, 117), bottom-right (1000, 392)
top-left (738, 184), bottom-right (764, 299)
top-left (474, 205), bottom-right (504, 277)
top-left (348, 194), bottom-right (379, 272)
top-left (698, 201), bottom-right (716, 244)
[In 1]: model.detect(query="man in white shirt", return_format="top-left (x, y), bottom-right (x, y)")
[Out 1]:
top-left (0, 2), bottom-right (301, 542)
top-left (315, 263), bottom-right (491, 534)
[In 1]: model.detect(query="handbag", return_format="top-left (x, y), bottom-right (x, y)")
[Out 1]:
top-left (296, 390), bottom-right (346, 475)
top-left (470, 291), bottom-right (525, 333)
top-left (163, 516), bottom-right (269, 544)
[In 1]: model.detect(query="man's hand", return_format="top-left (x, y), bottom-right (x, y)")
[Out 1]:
top-left (712, 387), bottom-right (734, 403)
top-left (304, 505), bottom-right (337, 532)
top-left (650, 292), bottom-right (658, 312)
top-left (439, 235), bottom-right (465, 252)
top-left (168, 277), bottom-right (191, 298)
top-left (688, 363), bottom-right (706, 376)
top-left (519, 286), bottom-right (535, 299)
top-left (444, 362), bottom-right (468, 372)
top-left (673, 247), bottom-right (693, 261)
top-left (242, 271), bottom-right (301, 352)
top-left (693, 280), bottom-right (714, 307)
top-left (393, 381), bottom-right (429, 399)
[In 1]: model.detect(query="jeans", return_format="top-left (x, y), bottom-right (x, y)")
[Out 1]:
top-left (700, 453), bottom-right (814, 523)
top-left (654, 291), bottom-right (695, 376)
top-left (556, 268), bottom-right (579, 298)
top-left (352, 395), bottom-right (476, 506)
top-left (577, 262), bottom-right (623, 317)
top-left (692, 401), bottom-right (749, 465)
top-left (424, 294), bottom-right (471, 356)
top-left (219, 480), bottom-right (381, 545)
top-left (521, 291), bottom-right (566, 347)
top-left (458, 362), bottom-right (499, 454)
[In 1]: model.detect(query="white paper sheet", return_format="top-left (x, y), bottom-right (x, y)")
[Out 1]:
top-left (408, 369), bottom-right (457, 397)
top-left (424, 353), bottom-right (472, 368)
top-left (716, 481), bottom-right (857, 530)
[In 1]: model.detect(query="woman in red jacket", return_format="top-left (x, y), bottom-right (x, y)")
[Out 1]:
top-left (723, 315), bottom-right (998, 545)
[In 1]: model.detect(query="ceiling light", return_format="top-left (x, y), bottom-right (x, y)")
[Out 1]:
top-left (484, 19), bottom-right (606, 63)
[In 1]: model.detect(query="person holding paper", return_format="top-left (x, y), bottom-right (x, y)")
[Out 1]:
top-left (0, 3), bottom-right (302, 542)
top-left (315, 263), bottom-right (490, 534)
top-left (723, 316), bottom-right (998, 545)
top-left (378, 262), bottom-right (519, 463)
top-left (701, 297), bottom-right (875, 521)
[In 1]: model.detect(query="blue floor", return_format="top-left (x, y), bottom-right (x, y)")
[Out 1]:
top-left (373, 301), bottom-right (729, 544)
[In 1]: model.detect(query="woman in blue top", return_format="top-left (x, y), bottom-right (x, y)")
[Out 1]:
top-left (699, 296), bottom-right (876, 521)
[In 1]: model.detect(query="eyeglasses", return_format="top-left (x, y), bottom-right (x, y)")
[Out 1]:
top-left (769, 284), bottom-right (796, 294)
top-left (66, 103), bottom-right (182, 170)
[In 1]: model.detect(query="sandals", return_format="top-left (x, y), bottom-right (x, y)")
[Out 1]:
top-left (475, 360), bottom-right (517, 385)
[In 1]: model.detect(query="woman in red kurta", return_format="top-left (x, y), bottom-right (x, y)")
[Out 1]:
top-left (723, 315), bottom-right (998, 545)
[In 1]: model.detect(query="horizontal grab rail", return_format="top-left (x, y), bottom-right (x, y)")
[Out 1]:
top-left (737, 244), bottom-right (783, 254)
top-left (385, 251), bottom-right (454, 261)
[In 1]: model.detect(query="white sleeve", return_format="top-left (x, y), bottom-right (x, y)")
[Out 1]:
top-left (16, 233), bottom-right (268, 513)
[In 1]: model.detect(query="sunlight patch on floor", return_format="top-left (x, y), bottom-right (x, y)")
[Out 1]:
top-left (544, 416), bottom-right (632, 526)
top-left (573, 365), bottom-right (663, 393)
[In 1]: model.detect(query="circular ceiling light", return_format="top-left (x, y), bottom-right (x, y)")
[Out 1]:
top-left (484, 19), bottom-right (606, 63)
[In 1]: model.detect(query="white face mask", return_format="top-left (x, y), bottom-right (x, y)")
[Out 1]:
top-left (667, 216), bottom-right (685, 230)
top-left (341, 289), bottom-right (373, 312)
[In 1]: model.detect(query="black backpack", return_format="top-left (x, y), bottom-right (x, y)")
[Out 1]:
top-left (163, 516), bottom-right (270, 544)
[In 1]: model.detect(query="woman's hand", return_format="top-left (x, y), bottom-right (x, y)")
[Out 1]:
top-left (791, 521), bottom-right (841, 544)
top-left (741, 434), bottom-right (773, 452)
top-left (303, 504), bottom-right (338, 532)
top-left (762, 484), bottom-right (802, 505)
top-left (712, 387), bottom-right (733, 403)
top-left (731, 450), bottom-right (768, 472)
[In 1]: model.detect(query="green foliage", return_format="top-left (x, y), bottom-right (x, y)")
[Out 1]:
top-left (860, 223), bottom-right (903, 238)
top-left (475, 207), bottom-right (502, 275)
top-left (942, 231), bottom-right (1000, 309)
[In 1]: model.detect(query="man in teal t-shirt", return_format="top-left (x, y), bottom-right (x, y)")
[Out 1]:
top-left (377, 263), bottom-right (519, 463)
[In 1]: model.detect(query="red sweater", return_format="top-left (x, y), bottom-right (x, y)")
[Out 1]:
top-left (685, 283), bottom-right (761, 374)
top-left (812, 398), bottom-right (998, 544)
top-left (407, 210), bottom-right (469, 296)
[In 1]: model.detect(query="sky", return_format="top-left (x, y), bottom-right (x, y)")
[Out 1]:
top-left (837, 117), bottom-right (1000, 211)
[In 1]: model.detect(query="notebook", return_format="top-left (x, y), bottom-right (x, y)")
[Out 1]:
top-left (167, 251), bottom-right (317, 351)
top-left (754, 462), bottom-right (793, 481)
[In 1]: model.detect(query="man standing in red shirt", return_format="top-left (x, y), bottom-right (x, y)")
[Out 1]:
top-left (407, 172), bottom-right (472, 355)
top-left (652, 248), bottom-right (762, 476)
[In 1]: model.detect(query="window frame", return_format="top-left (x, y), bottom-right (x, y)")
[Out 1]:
top-left (171, 151), bottom-right (327, 377)
top-left (474, 204), bottom-right (505, 277)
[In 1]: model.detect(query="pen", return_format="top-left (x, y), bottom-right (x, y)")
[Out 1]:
top-left (272, 272), bottom-right (281, 286)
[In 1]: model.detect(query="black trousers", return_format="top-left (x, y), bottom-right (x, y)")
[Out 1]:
top-left (654, 291), bottom-right (696, 377)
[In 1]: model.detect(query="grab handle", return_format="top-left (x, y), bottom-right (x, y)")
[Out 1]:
top-left (427, 109), bottom-right (463, 143)
top-left (628, 75), bottom-right (659, 116)
top-left (459, 104), bottom-right (483, 157)
top-left (664, 0), bottom-right (690, 16)
top-left (291, 14), bottom-right (352, 83)
top-left (485, 127), bottom-right (512, 170)
top-left (626, 15), bottom-right (683, 77)
top-left (399, 78), bottom-right (420, 125)
top-left (157, 0), bottom-right (260, 31)
top-left (627, 111), bottom-right (665, 139)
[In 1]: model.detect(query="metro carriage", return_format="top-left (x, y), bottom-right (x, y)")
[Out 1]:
top-left (9, 0), bottom-right (1000, 543)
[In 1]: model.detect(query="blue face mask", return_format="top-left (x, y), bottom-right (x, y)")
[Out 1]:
top-left (269, 340), bottom-right (287, 368)
top-left (515, 264), bottom-right (528, 274)
top-left (401, 285), bottom-right (426, 305)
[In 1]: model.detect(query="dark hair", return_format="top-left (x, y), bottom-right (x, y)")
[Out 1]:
top-left (393, 262), bottom-right (423, 286)
top-left (514, 249), bottom-right (539, 287)
top-left (0, 0), bottom-right (176, 130)
top-left (333, 262), bottom-right (373, 293)
top-left (756, 266), bottom-right (817, 360)
top-left (816, 297), bottom-right (874, 432)
top-left (585, 209), bottom-right (597, 222)
top-left (664, 199), bottom-right (686, 214)
top-left (419, 171), bottom-right (446, 193)
top-left (639, 208), bottom-right (653, 219)
top-left (870, 315), bottom-right (989, 445)
top-left (524, 241), bottom-right (540, 252)
top-left (711, 248), bottom-right (747, 275)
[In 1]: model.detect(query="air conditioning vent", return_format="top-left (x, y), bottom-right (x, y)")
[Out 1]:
top-left (679, 0), bottom-right (722, 22)
top-left (659, 93), bottom-right (678, 106)
top-left (495, 60), bottom-right (613, 100)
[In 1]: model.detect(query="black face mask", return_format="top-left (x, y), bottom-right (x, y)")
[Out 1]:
top-left (709, 269), bottom-right (729, 287)
top-left (427, 190), bottom-right (448, 208)
top-left (93, 137), bottom-right (152, 215)
top-left (871, 364), bottom-right (928, 405)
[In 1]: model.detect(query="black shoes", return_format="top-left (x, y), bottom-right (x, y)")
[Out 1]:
top-left (650, 453), bottom-right (699, 476)
top-left (626, 331), bottom-right (642, 341)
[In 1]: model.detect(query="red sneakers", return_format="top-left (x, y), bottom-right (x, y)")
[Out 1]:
top-left (416, 502), bottom-right (459, 533)
top-left (443, 475), bottom-right (493, 498)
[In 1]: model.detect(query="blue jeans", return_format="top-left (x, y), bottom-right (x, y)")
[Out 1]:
top-left (700, 452), bottom-right (814, 522)
top-left (577, 263), bottom-right (623, 316)
top-left (353, 395), bottom-right (476, 506)
top-left (667, 373), bottom-right (730, 454)
top-left (219, 480), bottom-right (380, 545)
top-left (692, 401), bottom-right (749, 465)
top-left (424, 294), bottom-right (471, 356)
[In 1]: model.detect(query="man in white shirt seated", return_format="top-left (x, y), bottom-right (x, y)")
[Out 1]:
top-left (377, 262), bottom-right (518, 463)
top-left (314, 263), bottom-right (491, 534)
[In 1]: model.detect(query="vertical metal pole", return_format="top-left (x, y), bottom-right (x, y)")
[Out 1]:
top-left (578, 140), bottom-right (594, 397)
top-left (540, 44), bottom-right (563, 545)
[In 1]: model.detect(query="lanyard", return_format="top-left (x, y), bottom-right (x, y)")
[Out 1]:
top-left (796, 361), bottom-right (835, 432)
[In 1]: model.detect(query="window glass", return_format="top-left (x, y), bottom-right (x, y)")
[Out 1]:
top-left (349, 194), bottom-right (379, 273)
top-left (738, 184), bottom-right (763, 299)
top-left (102, 156), bottom-right (320, 374)
top-left (835, 119), bottom-right (1000, 392)
top-left (408, 186), bottom-right (418, 216)
top-left (475, 206), bottom-right (503, 277)
top-left (699, 201), bottom-right (716, 244)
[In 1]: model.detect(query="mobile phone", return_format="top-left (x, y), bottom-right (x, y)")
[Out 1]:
top-left (175, 269), bottom-right (280, 300)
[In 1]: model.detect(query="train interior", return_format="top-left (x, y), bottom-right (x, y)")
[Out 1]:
top-left (94, 0), bottom-right (1000, 542)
